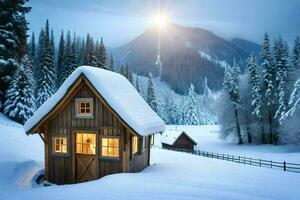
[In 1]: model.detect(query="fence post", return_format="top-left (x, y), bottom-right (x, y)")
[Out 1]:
top-left (284, 161), bottom-right (286, 171)
top-left (259, 159), bottom-right (261, 167)
top-left (238, 156), bottom-right (240, 163)
top-left (271, 161), bottom-right (272, 168)
top-left (250, 158), bottom-right (252, 165)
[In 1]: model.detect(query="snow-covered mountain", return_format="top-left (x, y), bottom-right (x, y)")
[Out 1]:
top-left (114, 23), bottom-right (261, 94)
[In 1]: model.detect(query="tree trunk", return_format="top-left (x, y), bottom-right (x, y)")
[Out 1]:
top-left (234, 108), bottom-right (243, 144)
top-left (261, 117), bottom-right (266, 144)
top-left (269, 110), bottom-right (273, 144)
top-left (246, 124), bottom-right (252, 144)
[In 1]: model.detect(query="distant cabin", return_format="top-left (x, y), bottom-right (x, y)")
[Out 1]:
top-left (161, 130), bottom-right (197, 151)
top-left (24, 66), bottom-right (165, 185)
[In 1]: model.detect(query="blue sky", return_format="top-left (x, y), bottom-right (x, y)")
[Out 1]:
top-left (27, 0), bottom-right (300, 48)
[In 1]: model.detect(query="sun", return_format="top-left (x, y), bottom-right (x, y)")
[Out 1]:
top-left (151, 13), bottom-right (169, 29)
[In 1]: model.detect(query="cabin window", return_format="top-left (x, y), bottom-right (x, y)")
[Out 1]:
top-left (75, 98), bottom-right (93, 117)
top-left (76, 133), bottom-right (96, 155)
top-left (101, 137), bottom-right (119, 158)
top-left (53, 137), bottom-right (67, 153)
top-left (132, 136), bottom-right (139, 155)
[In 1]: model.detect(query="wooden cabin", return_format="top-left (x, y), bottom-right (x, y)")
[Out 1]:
top-left (24, 66), bottom-right (165, 185)
top-left (161, 130), bottom-right (197, 151)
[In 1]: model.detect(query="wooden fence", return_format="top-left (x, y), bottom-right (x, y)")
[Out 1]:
top-left (161, 147), bottom-right (300, 173)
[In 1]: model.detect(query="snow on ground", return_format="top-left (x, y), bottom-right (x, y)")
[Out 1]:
top-left (157, 125), bottom-right (300, 163)
top-left (1, 118), bottom-right (300, 200)
top-left (2, 147), bottom-right (300, 200)
top-left (0, 113), bottom-right (44, 195)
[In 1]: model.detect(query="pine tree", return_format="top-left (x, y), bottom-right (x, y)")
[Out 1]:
top-left (223, 60), bottom-right (243, 144)
top-left (274, 37), bottom-right (289, 120)
top-left (56, 30), bottom-right (65, 87)
top-left (64, 31), bottom-right (77, 78)
top-left (36, 20), bottom-right (56, 107)
top-left (97, 37), bottom-right (106, 69)
top-left (292, 36), bottom-right (300, 71)
top-left (27, 32), bottom-right (36, 73)
top-left (261, 32), bottom-right (275, 144)
top-left (184, 84), bottom-right (200, 125)
top-left (3, 56), bottom-right (36, 124)
top-left (109, 53), bottom-right (114, 71)
top-left (0, 0), bottom-right (31, 107)
top-left (247, 54), bottom-right (265, 143)
top-left (126, 65), bottom-right (134, 84)
top-left (135, 75), bottom-right (142, 94)
top-left (147, 72), bottom-right (158, 112)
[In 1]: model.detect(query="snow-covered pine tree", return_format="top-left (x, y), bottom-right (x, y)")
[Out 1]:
top-left (292, 36), bottom-right (300, 71)
top-left (26, 32), bottom-right (36, 74)
top-left (120, 65), bottom-right (127, 77)
top-left (89, 37), bottom-right (97, 67)
top-left (0, 0), bottom-right (31, 107)
top-left (135, 75), bottom-right (142, 94)
top-left (157, 97), bottom-right (168, 123)
top-left (36, 20), bottom-right (56, 107)
top-left (96, 37), bottom-right (106, 69)
top-left (261, 32), bottom-right (276, 144)
top-left (56, 30), bottom-right (65, 87)
top-left (3, 56), bottom-right (36, 124)
top-left (126, 65), bottom-right (134, 84)
top-left (184, 84), bottom-right (199, 125)
top-left (64, 31), bottom-right (77, 79)
top-left (274, 37), bottom-right (289, 120)
top-left (147, 72), bottom-right (158, 112)
top-left (83, 34), bottom-right (92, 66)
top-left (109, 53), bottom-right (114, 71)
top-left (247, 54), bottom-right (265, 143)
top-left (169, 99), bottom-right (180, 124)
top-left (223, 60), bottom-right (243, 144)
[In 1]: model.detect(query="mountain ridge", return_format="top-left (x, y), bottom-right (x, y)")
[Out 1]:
top-left (114, 23), bottom-right (261, 94)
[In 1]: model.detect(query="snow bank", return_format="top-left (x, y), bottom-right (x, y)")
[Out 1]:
top-left (0, 113), bottom-right (43, 194)
top-left (24, 66), bottom-right (166, 136)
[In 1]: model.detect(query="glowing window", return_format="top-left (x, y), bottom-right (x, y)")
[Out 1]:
top-left (53, 137), bottom-right (67, 153)
top-left (76, 133), bottom-right (96, 155)
top-left (75, 98), bottom-right (93, 117)
top-left (101, 137), bottom-right (119, 158)
top-left (132, 136), bottom-right (139, 155)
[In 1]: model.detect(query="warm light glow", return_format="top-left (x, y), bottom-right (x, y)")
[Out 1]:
top-left (151, 13), bottom-right (169, 29)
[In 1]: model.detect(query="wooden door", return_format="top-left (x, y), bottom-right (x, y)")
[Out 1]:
top-left (75, 133), bottom-right (97, 183)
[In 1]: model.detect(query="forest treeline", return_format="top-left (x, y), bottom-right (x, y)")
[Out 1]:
top-left (219, 33), bottom-right (300, 145)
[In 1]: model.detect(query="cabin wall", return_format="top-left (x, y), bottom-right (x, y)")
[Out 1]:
top-left (129, 135), bottom-right (151, 173)
top-left (46, 84), bottom-right (127, 184)
top-left (173, 134), bottom-right (195, 150)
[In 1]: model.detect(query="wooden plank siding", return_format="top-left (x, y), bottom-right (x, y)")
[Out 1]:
top-left (44, 82), bottom-right (151, 184)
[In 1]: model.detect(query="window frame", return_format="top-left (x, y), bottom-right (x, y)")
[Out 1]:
top-left (52, 136), bottom-right (68, 155)
top-left (132, 136), bottom-right (139, 156)
top-left (99, 136), bottom-right (120, 160)
top-left (75, 132), bottom-right (97, 155)
top-left (75, 98), bottom-right (94, 118)
top-left (142, 136), bottom-right (148, 152)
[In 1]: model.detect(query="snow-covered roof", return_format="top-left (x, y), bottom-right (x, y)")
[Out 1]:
top-left (24, 66), bottom-right (166, 136)
top-left (161, 129), bottom-right (197, 145)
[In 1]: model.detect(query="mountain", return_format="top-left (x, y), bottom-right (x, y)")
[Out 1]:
top-left (114, 23), bottom-right (261, 94)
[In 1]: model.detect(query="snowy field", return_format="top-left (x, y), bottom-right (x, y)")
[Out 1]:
top-left (0, 116), bottom-right (300, 199)
top-left (157, 125), bottom-right (300, 163)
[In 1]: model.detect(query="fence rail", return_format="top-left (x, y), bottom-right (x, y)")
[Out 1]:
top-left (161, 147), bottom-right (300, 173)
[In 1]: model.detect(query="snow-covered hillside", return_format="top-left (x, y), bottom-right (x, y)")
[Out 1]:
top-left (1, 116), bottom-right (300, 200)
